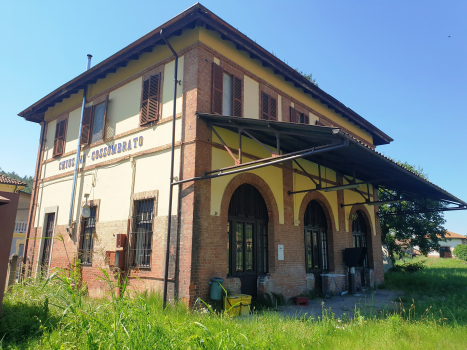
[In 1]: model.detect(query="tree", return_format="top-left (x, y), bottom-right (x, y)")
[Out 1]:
top-left (379, 161), bottom-right (447, 262)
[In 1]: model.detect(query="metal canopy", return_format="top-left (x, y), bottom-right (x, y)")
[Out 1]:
top-left (197, 113), bottom-right (467, 207)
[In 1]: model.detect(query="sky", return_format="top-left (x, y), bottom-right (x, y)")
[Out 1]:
top-left (0, 0), bottom-right (466, 234)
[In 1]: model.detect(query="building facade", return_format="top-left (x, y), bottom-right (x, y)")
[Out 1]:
top-left (19, 4), bottom-right (466, 304)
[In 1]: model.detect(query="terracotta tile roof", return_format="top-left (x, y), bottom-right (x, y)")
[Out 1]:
top-left (0, 174), bottom-right (27, 187)
top-left (444, 231), bottom-right (467, 239)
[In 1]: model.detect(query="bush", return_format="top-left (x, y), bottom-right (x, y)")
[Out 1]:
top-left (453, 244), bottom-right (467, 261)
top-left (392, 260), bottom-right (426, 273)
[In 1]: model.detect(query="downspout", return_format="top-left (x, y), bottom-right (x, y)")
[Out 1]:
top-left (23, 120), bottom-right (46, 267)
top-left (160, 29), bottom-right (178, 310)
top-left (67, 55), bottom-right (92, 235)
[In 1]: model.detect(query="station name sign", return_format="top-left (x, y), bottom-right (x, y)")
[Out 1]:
top-left (59, 136), bottom-right (144, 171)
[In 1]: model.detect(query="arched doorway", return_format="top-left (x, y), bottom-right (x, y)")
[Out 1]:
top-left (352, 210), bottom-right (369, 289)
top-left (304, 200), bottom-right (329, 291)
top-left (228, 184), bottom-right (268, 298)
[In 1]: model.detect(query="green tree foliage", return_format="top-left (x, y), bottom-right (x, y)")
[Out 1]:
top-left (379, 161), bottom-right (447, 262)
top-left (0, 167), bottom-right (34, 194)
top-left (453, 244), bottom-right (467, 261)
top-left (295, 68), bottom-right (318, 86)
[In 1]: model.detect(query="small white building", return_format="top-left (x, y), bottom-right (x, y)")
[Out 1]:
top-left (427, 231), bottom-right (466, 257)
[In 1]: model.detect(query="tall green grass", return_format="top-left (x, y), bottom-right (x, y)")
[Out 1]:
top-left (1, 257), bottom-right (467, 349)
top-left (385, 257), bottom-right (467, 325)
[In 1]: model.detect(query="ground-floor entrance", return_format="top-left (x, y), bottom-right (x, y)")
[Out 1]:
top-left (227, 184), bottom-right (268, 298)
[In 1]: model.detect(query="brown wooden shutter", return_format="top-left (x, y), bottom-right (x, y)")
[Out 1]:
top-left (289, 106), bottom-right (297, 123)
top-left (80, 106), bottom-right (93, 145)
top-left (211, 62), bottom-right (223, 114)
top-left (140, 78), bottom-right (150, 126)
top-left (101, 95), bottom-right (109, 140)
top-left (140, 73), bottom-right (160, 126)
top-left (233, 76), bottom-right (242, 117)
top-left (147, 74), bottom-right (160, 123)
top-left (261, 91), bottom-right (269, 120)
top-left (53, 119), bottom-right (67, 157)
top-left (270, 96), bottom-right (277, 121)
top-left (304, 112), bottom-right (310, 125)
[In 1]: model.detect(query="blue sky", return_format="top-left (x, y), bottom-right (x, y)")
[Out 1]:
top-left (1, 0), bottom-right (465, 234)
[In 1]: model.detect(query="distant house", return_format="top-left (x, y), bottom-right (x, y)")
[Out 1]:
top-left (10, 192), bottom-right (31, 258)
top-left (427, 231), bottom-right (467, 257)
top-left (0, 174), bottom-right (27, 313)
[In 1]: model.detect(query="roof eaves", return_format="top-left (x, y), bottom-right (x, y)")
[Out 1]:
top-left (18, 3), bottom-right (392, 145)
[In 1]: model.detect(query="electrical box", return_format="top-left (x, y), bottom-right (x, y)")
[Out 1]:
top-left (116, 234), bottom-right (127, 248)
top-left (106, 251), bottom-right (116, 266)
top-left (115, 251), bottom-right (126, 270)
top-left (106, 251), bottom-right (125, 270)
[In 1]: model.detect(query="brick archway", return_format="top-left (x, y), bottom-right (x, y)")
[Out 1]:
top-left (298, 191), bottom-right (337, 271)
top-left (220, 173), bottom-right (279, 273)
top-left (348, 204), bottom-right (374, 268)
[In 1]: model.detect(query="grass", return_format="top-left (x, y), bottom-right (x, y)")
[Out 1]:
top-left (0, 257), bottom-right (466, 349)
top-left (385, 257), bottom-right (467, 325)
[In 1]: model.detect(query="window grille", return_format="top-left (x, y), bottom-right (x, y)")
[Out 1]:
top-left (130, 199), bottom-right (154, 268)
top-left (79, 206), bottom-right (96, 266)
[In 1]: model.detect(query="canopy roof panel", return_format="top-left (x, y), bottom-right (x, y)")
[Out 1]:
top-left (198, 113), bottom-right (466, 206)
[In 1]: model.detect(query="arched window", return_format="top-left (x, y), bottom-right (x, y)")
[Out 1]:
top-left (227, 184), bottom-right (268, 297)
top-left (304, 200), bottom-right (328, 273)
top-left (352, 210), bottom-right (368, 268)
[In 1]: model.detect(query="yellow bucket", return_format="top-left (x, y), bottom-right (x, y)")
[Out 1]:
top-left (237, 294), bottom-right (252, 316)
top-left (223, 295), bottom-right (241, 316)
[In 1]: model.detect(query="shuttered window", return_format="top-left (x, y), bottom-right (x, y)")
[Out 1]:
top-left (211, 62), bottom-right (242, 117)
top-left (140, 73), bottom-right (161, 126)
top-left (80, 107), bottom-right (93, 145)
top-left (260, 91), bottom-right (277, 121)
top-left (289, 106), bottom-right (310, 124)
top-left (53, 119), bottom-right (68, 157)
top-left (80, 95), bottom-right (109, 145)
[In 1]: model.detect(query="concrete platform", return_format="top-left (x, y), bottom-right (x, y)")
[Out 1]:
top-left (278, 289), bottom-right (403, 319)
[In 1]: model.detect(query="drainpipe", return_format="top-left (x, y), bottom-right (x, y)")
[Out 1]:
top-left (67, 55), bottom-right (92, 236)
top-left (160, 29), bottom-right (178, 310)
top-left (23, 121), bottom-right (46, 267)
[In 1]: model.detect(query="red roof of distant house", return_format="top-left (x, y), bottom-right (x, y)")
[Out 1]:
top-left (444, 231), bottom-right (466, 240)
top-left (0, 175), bottom-right (27, 187)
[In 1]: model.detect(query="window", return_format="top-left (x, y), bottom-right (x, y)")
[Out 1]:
top-left (289, 106), bottom-right (309, 124)
top-left (130, 199), bottom-right (154, 268)
top-left (53, 118), bottom-right (68, 157)
top-left (260, 91), bottom-right (277, 121)
top-left (79, 206), bottom-right (96, 266)
top-left (80, 96), bottom-right (109, 145)
top-left (211, 62), bottom-right (242, 117)
top-left (140, 73), bottom-right (161, 126)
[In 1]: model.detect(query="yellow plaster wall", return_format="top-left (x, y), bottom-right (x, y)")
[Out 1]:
top-left (211, 148), bottom-right (284, 224)
top-left (161, 55), bottom-right (184, 119)
top-left (199, 27), bottom-right (373, 144)
top-left (43, 119), bottom-right (56, 161)
top-left (133, 148), bottom-right (181, 216)
top-left (292, 169), bottom-right (339, 231)
top-left (44, 91), bottom-right (83, 122)
top-left (343, 186), bottom-right (376, 234)
top-left (0, 184), bottom-right (12, 192)
top-left (35, 146), bottom-right (183, 228)
top-left (243, 75), bottom-right (259, 119)
top-left (107, 77), bottom-right (142, 137)
top-left (42, 118), bottom-right (182, 180)
top-left (64, 108), bottom-right (82, 154)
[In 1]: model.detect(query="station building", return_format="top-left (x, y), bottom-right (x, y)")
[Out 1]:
top-left (18, 4), bottom-right (466, 304)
